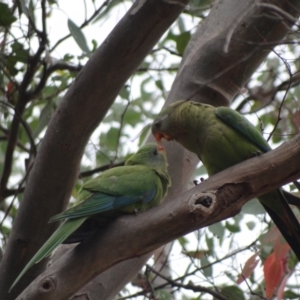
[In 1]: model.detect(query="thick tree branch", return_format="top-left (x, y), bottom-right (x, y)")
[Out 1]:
top-left (168, 0), bottom-right (300, 106)
top-left (72, 0), bottom-right (300, 298)
top-left (16, 135), bottom-right (300, 299)
top-left (0, 1), bottom-right (189, 299)
top-left (4, 0), bottom-right (300, 299)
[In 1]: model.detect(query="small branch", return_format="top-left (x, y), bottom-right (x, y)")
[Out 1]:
top-left (146, 265), bottom-right (229, 300)
top-left (26, 62), bottom-right (82, 101)
top-left (50, 0), bottom-right (111, 52)
top-left (0, 126), bottom-right (29, 152)
top-left (267, 50), bottom-right (293, 141)
top-left (16, 135), bottom-right (300, 299)
top-left (136, 67), bottom-right (178, 72)
top-left (0, 101), bottom-right (36, 202)
top-left (79, 161), bottom-right (124, 178)
top-left (2, 187), bottom-right (25, 198)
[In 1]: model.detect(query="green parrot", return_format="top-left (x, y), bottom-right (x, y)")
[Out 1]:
top-left (151, 100), bottom-right (300, 260)
top-left (10, 143), bottom-right (171, 291)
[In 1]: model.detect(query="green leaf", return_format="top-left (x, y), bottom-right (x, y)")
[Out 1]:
top-left (155, 79), bottom-right (164, 91)
top-left (124, 108), bottom-right (141, 127)
top-left (106, 127), bottom-right (119, 149)
top-left (208, 222), bottom-right (224, 244)
top-left (205, 235), bottom-right (214, 252)
top-left (156, 290), bottom-right (172, 300)
top-left (6, 56), bottom-right (18, 75)
top-left (176, 31), bottom-right (191, 55)
top-left (119, 86), bottom-right (130, 100)
top-left (10, 42), bottom-right (29, 63)
top-left (225, 221), bottom-right (240, 233)
top-left (221, 285), bottom-right (245, 300)
top-left (0, 3), bottom-right (17, 26)
top-left (32, 101), bottom-right (53, 138)
top-left (92, 0), bottom-right (121, 24)
top-left (67, 19), bottom-right (90, 54)
top-left (200, 255), bottom-right (212, 277)
top-left (246, 221), bottom-right (256, 230)
top-left (177, 236), bottom-right (189, 247)
top-left (283, 290), bottom-right (300, 299)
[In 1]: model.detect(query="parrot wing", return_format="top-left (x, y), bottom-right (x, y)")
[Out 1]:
top-left (215, 107), bottom-right (300, 259)
top-left (50, 166), bottom-right (159, 222)
top-left (215, 107), bottom-right (271, 153)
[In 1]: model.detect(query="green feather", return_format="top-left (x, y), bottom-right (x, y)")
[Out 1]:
top-left (10, 143), bottom-right (171, 291)
top-left (152, 100), bottom-right (300, 260)
top-left (10, 218), bottom-right (86, 292)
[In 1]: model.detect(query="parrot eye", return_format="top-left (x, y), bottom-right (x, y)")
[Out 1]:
top-left (153, 121), bottom-right (161, 129)
top-left (153, 149), bottom-right (158, 156)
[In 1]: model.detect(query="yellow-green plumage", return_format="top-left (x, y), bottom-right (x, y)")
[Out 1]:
top-left (152, 100), bottom-right (300, 260)
top-left (10, 143), bottom-right (171, 292)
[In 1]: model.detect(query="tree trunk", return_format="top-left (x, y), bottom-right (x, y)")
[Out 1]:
top-left (2, 0), bottom-right (300, 299)
top-left (0, 1), bottom-right (189, 299)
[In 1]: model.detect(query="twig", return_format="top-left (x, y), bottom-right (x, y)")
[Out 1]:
top-left (79, 161), bottom-right (124, 178)
top-left (50, 0), bottom-right (111, 52)
top-left (267, 50), bottom-right (293, 141)
top-left (146, 265), bottom-right (229, 300)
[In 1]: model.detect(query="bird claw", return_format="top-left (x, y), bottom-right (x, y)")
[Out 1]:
top-left (252, 151), bottom-right (262, 157)
top-left (193, 177), bottom-right (205, 186)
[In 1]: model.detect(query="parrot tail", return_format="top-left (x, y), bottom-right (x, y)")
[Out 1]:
top-left (10, 217), bottom-right (87, 292)
top-left (260, 190), bottom-right (300, 261)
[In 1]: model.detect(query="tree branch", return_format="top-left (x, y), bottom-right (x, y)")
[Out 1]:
top-left (0, 0), bottom-right (189, 299)
top-left (146, 265), bottom-right (229, 300)
top-left (72, 0), bottom-right (300, 298)
top-left (16, 135), bottom-right (300, 299)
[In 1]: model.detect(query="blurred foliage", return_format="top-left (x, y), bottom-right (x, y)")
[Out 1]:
top-left (0, 0), bottom-right (300, 299)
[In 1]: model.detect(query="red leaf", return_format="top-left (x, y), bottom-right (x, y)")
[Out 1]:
top-left (263, 226), bottom-right (280, 244)
top-left (264, 252), bottom-right (284, 299)
top-left (236, 252), bottom-right (260, 284)
top-left (277, 272), bottom-right (291, 300)
top-left (6, 81), bottom-right (13, 95)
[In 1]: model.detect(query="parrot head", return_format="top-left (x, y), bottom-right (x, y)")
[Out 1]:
top-left (151, 100), bottom-right (186, 142)
top-left (125, 143), bottom-right (168, 169)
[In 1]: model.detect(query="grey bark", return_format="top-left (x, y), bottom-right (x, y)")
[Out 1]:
top-left (0, 0), bottom-right (189, 299)
top-left (16, 133), bottom-right (300, 299)
top-left (83, 0), bottom-right (300, 299)
top-left (3, 0), bottom-right (300, 299)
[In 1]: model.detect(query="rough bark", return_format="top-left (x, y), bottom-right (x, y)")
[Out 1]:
top-left (0, 1), bottom-right (189, 299)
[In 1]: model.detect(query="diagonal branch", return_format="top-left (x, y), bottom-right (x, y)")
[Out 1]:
top-left (16, 134), bottom-right (300, 299)
top-left (0, 1), bottom-right (189, 299)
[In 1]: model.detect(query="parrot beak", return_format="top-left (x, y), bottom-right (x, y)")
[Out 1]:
top-left (157, 144), bottom-right (166, 152)
top-left (154, 132), bottom-right (173, 142)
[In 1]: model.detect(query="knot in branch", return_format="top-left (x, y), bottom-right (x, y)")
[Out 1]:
top-left (188, 191), bottom-right (216, 216)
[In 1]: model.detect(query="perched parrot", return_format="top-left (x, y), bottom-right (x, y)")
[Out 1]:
top-left (151, 100), bottom-right (300, 260)
top-left (10, 143), bottom-right (171, 291)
